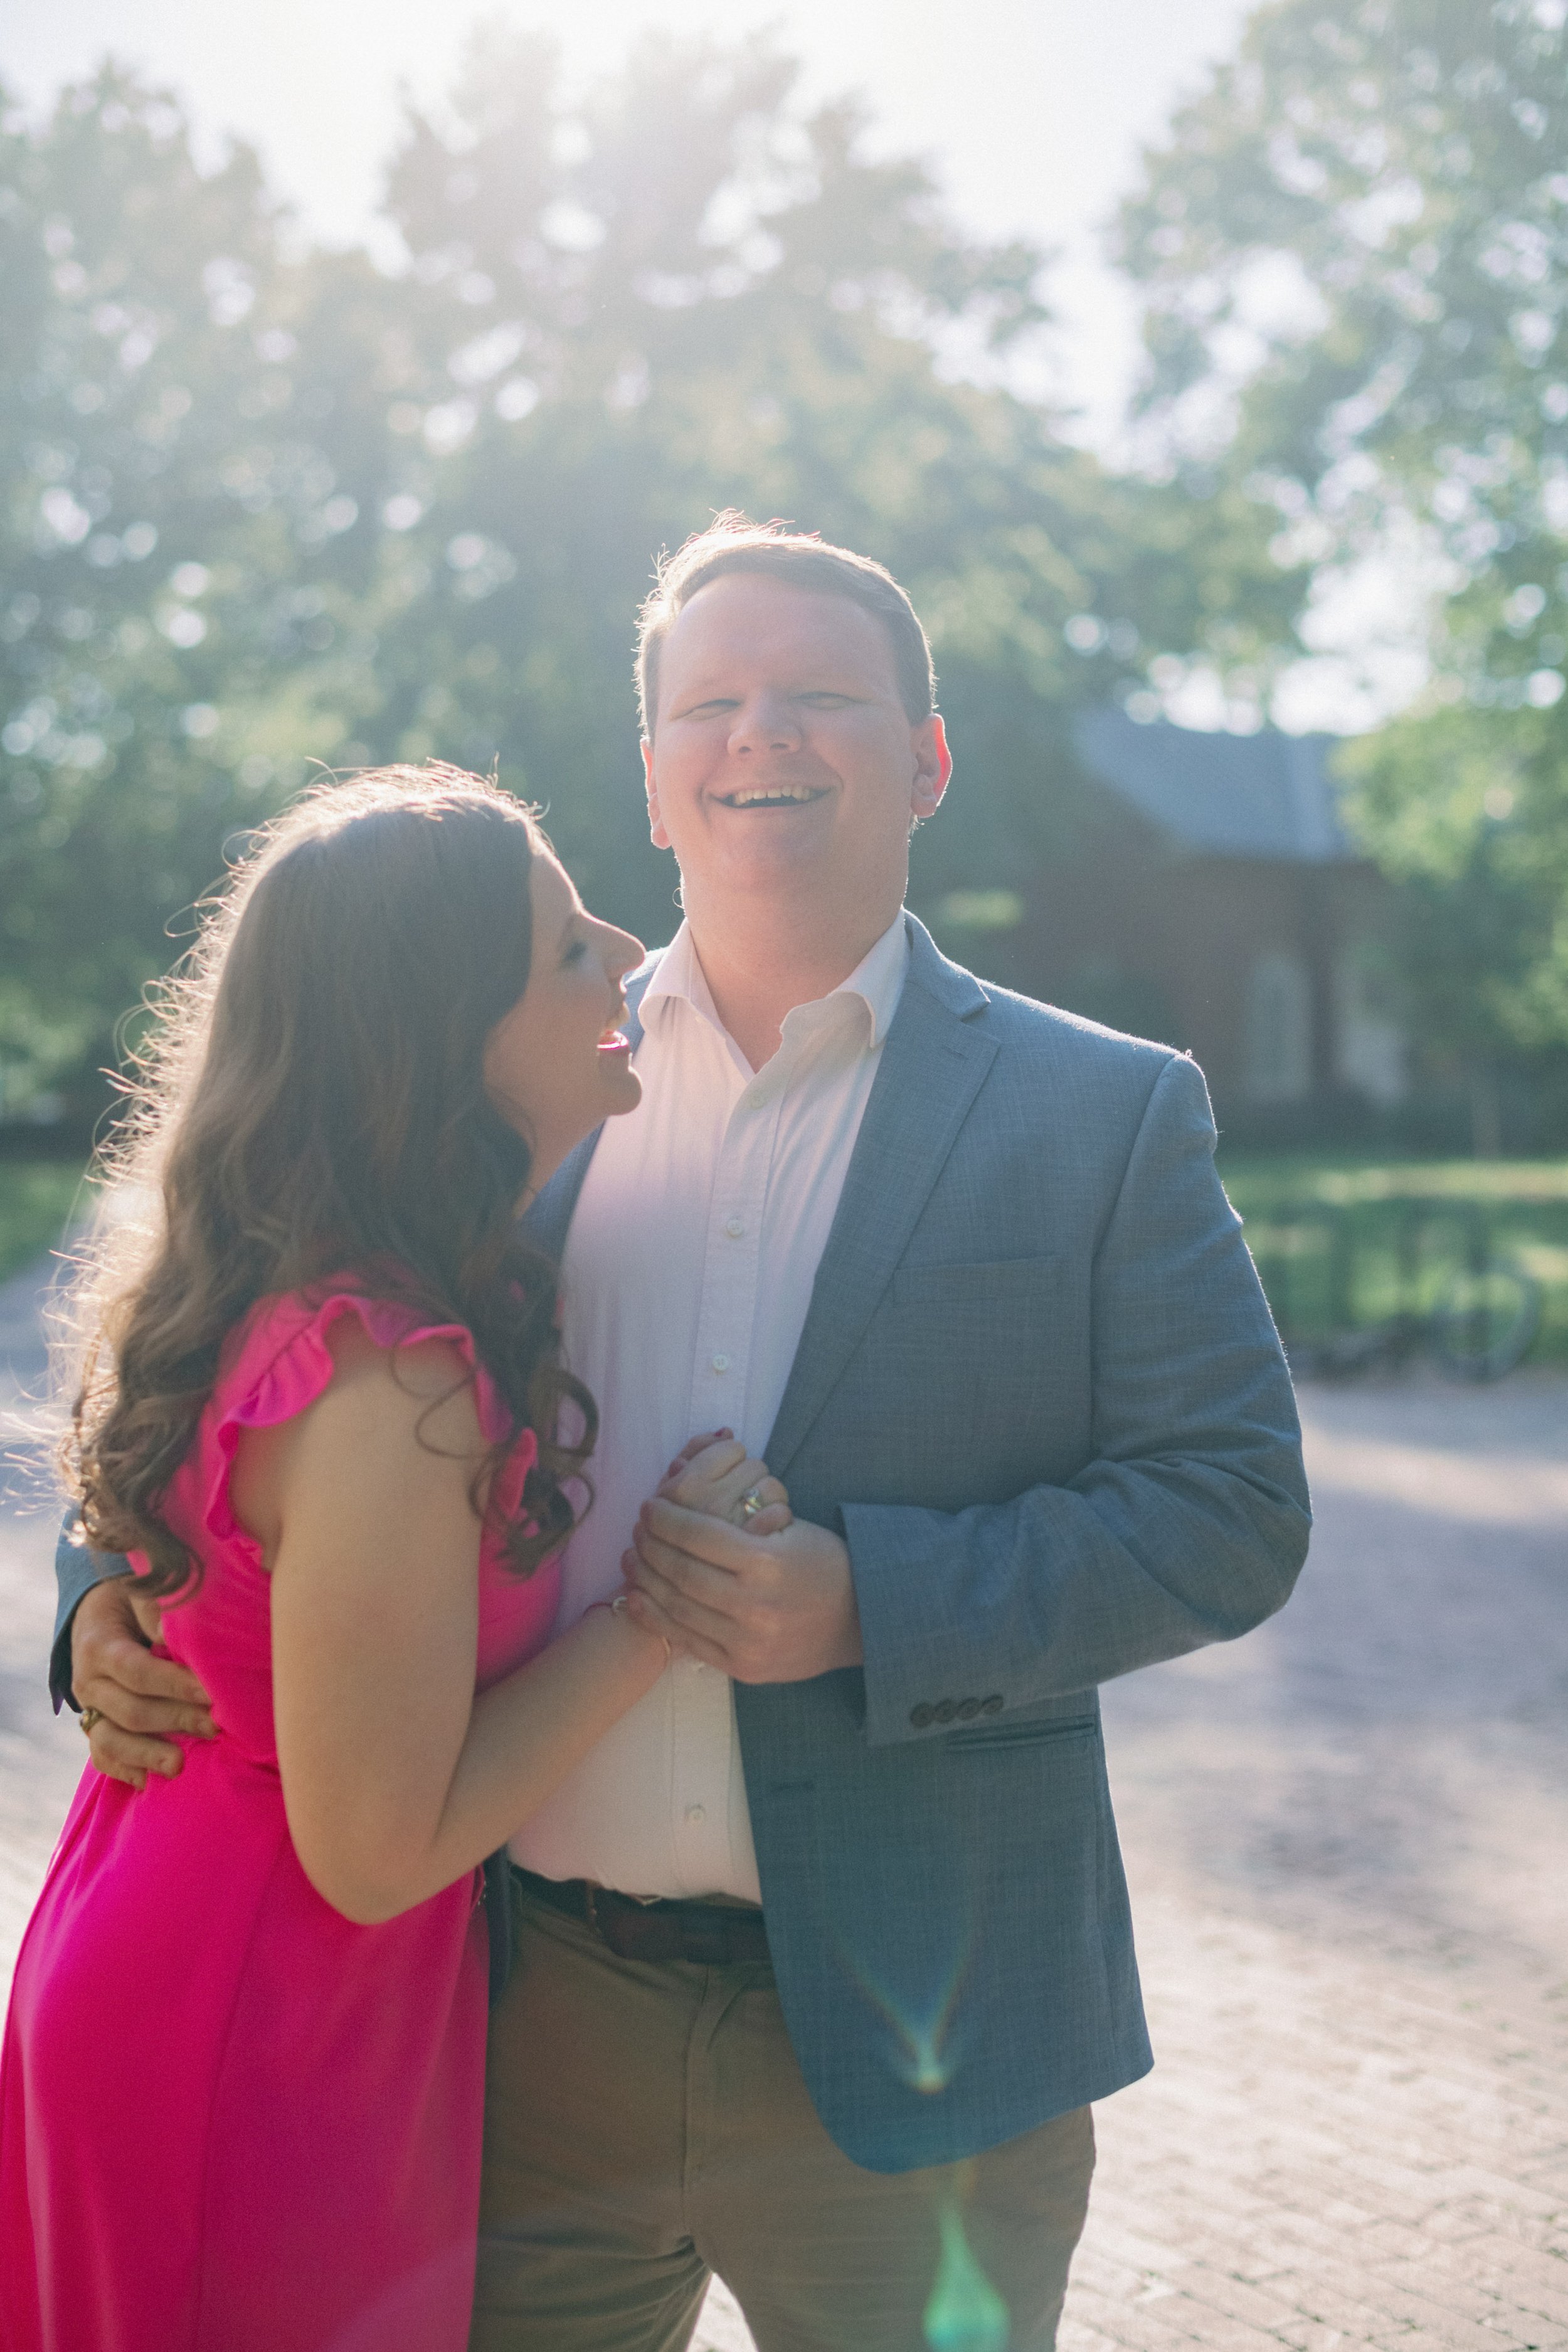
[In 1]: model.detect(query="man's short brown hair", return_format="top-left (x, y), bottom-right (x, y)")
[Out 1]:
top-left (635, 513), bottom-right (936, 736)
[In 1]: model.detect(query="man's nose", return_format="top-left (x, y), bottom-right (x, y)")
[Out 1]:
top-left (728, 694), bottom-right (801, 755)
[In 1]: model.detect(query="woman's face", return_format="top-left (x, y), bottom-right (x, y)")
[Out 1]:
top-left (482, 848), bottom-right (644, 1192)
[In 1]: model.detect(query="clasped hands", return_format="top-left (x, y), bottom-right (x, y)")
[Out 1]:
top-left (620, 1429), bottom-right (863, 1684)
top-left (71, 1429), bottom-right (863, 1788)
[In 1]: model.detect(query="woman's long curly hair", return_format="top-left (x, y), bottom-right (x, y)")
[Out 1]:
top-left (62, 766), bottom-right (596, 1597)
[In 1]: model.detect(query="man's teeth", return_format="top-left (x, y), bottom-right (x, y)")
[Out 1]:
top-left (724, 787), bottom-right (819, 806)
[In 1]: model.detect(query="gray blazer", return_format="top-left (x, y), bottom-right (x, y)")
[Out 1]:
top-left (54, 916), bottom-right (1310, 2173)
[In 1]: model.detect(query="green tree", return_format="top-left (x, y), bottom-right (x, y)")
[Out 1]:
top-left (354, 26), bottom-right (1303, 953)
top-left (2, 34), bottom-right (1299, 1111)
top-left (1116, 0), bottom-right (1568, 1112)
top-left (0, 67), bottom-right (401, 1115)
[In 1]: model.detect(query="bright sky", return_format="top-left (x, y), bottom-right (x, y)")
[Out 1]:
top-left (4, 0), bottom-right (1255, 438)
top-left (3, 0), bottom-right (1419, 729)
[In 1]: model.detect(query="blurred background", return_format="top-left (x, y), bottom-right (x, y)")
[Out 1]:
top-left (2, 19), bottom-right (1567, 2352)
top-left (2, 0), bottom-right (1567, 1357)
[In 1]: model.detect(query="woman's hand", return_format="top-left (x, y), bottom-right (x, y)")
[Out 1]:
top-left (657, 1431), bottom-right (792, 1534)
top-left (623, 1433), bottom-right (862, 1682)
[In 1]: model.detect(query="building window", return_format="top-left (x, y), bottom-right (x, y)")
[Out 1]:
top-left (1333, 946), bottom-right (1408, 1107)
top-left (1242, 950), bottom-right (1313, 1103)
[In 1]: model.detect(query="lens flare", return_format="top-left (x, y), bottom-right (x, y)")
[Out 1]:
top-left (923, 2201), bottom-right (1010, 2351)
top-left (830, 1911), bottom-right (978, 2095)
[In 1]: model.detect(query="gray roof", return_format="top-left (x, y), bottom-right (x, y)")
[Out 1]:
top-left (1073, 707), bottom-right (1354, 863)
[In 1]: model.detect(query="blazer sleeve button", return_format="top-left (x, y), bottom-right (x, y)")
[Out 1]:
top-left (933, 1700), bottom-right (957, 1724)
top-left (909, 1703), bottom-right (935, 1729)
top-left (980, 1695), bottom-right (1004, 1715)
top-left (956, 1698), bottom-right (981, 1720)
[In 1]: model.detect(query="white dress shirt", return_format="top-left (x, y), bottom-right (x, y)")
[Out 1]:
top-left (507, 911), bottom-right (910, 1900)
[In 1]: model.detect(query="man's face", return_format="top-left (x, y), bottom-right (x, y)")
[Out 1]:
top-left (642, 573), bottom-right (950, 915)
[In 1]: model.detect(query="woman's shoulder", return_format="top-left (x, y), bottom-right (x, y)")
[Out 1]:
top-left (192, 1281), bottom-right (538, 1562)
top-left (217, 1281), bottom-right (516, 1448)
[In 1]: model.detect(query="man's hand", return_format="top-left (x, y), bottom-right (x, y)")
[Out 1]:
top-left (71, 1577), bottom-right (216, 1791)
top-left (625, 1500), bottom-right (862, 1683)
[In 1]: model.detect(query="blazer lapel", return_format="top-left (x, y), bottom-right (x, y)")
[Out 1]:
top-left (764, 920), bottom-right (997, 1480)
top-left (517, 960), bottom-right (655, 1258)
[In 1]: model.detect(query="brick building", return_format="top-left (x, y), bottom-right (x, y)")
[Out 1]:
top-left (978, 710), bottom-right (1407, 1135)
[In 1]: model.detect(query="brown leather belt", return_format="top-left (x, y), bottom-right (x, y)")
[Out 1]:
top-left (512, 1864), bottom-right (771, 1968)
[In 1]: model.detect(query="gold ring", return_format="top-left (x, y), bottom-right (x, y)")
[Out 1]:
top-left (739, 1488), bottom-right (765, 1520)
top-left (79, 1707), bottom-right (103, 1737)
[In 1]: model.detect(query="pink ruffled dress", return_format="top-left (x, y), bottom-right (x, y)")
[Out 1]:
top-left (0, 1288), bottom-right (559, 2352)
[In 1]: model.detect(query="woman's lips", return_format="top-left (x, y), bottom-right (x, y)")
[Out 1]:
top-left (597, 1030), bottom-right (630, 1056)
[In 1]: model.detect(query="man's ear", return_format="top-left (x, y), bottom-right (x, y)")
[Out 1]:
top-left (911, 713), bottom-right (953, 824)
top-left (642, 738), bottom-right (672, 850)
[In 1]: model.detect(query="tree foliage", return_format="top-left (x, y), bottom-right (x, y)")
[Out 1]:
top-left (1, 37), bottom-right (1295, 1113)
top-left (1118, 0), bottom-right (1568, 1073)
top-left (0, 68), bottom-right (400, 1104)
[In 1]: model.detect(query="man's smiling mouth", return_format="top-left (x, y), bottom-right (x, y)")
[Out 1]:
top-left (716, 785), bottom-right (829, 808)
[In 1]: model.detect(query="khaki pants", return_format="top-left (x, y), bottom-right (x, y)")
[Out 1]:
top-left (471, 1884), bottom-right (1094, 2352)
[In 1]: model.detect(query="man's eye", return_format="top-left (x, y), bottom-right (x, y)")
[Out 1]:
top-left (563, 939), bottom-right (588, 965)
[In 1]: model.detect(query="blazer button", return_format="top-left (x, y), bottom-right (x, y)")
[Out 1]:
top-left (980, 1695), bottom-right (1004, 1715)
top-left (909, 1703), bottom-right (935, 1729)
top-left (933, 1699), bottom-right (957, 1724)
top-left (956, 1698), bottom-right (981, 1720)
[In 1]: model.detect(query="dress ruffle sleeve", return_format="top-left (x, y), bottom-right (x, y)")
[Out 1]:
top-left (196, 1290), bottom-right (539, 1561)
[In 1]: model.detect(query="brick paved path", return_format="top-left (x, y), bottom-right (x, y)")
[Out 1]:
top-left (4, 1258), bottom-right (1565, 2351)
top-left (1051, 1374), bottom-right (1568, 2352)
top-left (0, 1261), bottom-right (83, 1988)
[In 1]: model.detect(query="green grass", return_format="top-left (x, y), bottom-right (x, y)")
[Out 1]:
top-left (1218, 1152), bottom-right (1568, 1364)
top-left (0, 1159), bottom-right (91, 1284)
top-left (8, 1145), bottom-right (1568, 1364)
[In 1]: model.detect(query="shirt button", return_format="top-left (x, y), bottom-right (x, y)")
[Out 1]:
top-left (725, 1216), bottom-right (745, 1239)
top-left (684, 1804), bottom-right (706, 1825)
top-left (711, 1352), bottom-right (730, 1373)
top-left (746, 1089), bottom-right (765, 1110)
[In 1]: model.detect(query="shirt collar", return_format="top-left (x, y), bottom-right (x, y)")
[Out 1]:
top-left (641, 911), bottom-right (910, 1052)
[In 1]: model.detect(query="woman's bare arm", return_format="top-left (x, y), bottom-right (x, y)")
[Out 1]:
top-left (252, 1323), bottom-right (665, 1926)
